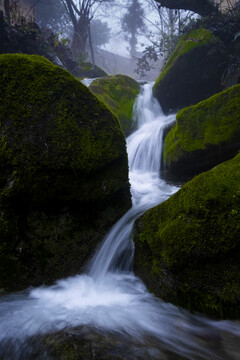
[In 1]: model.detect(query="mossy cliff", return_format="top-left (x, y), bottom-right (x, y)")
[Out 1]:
top-left (134, 153), bottom-right (240, 318)
top-left (89, 75), bottom-right (140, 136)
top-left (153, 28), bottom-right (227, 114)
top-left (163, 84), bottom-right (240, 179)
top-left (0, 54), bottom-right (131, 290)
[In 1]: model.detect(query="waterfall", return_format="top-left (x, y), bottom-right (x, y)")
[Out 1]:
top-left (0, 83), bottom-right (240, 360)
top-left (88, 83), bottom-right (176, 280)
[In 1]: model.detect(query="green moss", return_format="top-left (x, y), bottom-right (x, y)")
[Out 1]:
top-left (0, 54), bottom-right (131, 290)
top-left (0, 54), bottom-right (125, 171)
top-left (140, 153), bottom-right (240, 266)
top-left (134, 153), bottom-right (240, 318)
top-left (78, 62), bottom-right (107, 78)
top-left (89, 74), bottom-right (140, 136)
top-left (153, 28), bottom-right (226, 114)
top-left (164, 84), bottom-right (240, 173)
top-left (0, 54), bottom-right (128, 202)
top-left (155, 29), bottom-right (219, 86)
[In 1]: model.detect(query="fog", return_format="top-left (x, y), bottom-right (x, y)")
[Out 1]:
top-left (31, 0), bottom-right (193, 80)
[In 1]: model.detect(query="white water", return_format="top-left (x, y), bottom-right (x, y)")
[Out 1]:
top-left (1, 83), bottom-right (240, 359)
top-left (81, 78), bottom-right (96, 87)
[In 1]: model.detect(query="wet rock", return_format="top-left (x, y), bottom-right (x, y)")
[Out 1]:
top-left (0, 325), bottom-right (187, 360)
top-left (89, 75), bottom-right (140, 136)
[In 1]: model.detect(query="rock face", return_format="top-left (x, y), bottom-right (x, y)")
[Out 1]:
top-left (89, 75), bottom-right (140, 136)
top-left (0, 54), bottom-right (131, 290)
top-left (134, 153), bottom-right (240, 318)
top-left (163, 84), bottom-right (240, 180)
top-left (153, 28), bottom-right (227, 114)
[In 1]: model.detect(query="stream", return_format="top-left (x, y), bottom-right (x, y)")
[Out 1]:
top-left (0, 83), bottom-right (240, 359)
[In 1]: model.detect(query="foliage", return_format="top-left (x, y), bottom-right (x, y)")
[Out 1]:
top-left (90, 19), bottom-right (111, 47)
top-left (183, 9), bottom-right (240, 46)
top-left (135, 1), bottom-right (195, 77)
top-left (135, 45), bottom-right (158, 77)
top-left (121, 0), bottom-right (145, 57)
top-left (137, 0), bottom-right (239, 77)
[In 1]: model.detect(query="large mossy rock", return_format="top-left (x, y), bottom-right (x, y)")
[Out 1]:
top-left (163, 84), bottom-right (240, 180)
top-left (78, 62), bottom-right (108, 78)
top-left (134, 153), bottom-right (240, 318)
top-left (89, 75), bottom-right (140, 136)
top-left (153, 28), bottom-right (227, 114)
top-left (0, 54), bottom-right (131, 290)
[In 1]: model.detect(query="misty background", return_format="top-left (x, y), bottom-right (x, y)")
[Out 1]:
top-left (0, 0), bottom-right (196, 80)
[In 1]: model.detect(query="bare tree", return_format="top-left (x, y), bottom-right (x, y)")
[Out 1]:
top-left (61, 0), bottom-right (112, 60)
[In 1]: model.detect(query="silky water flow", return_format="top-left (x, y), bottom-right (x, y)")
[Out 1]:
top-left (0, 83), bottom-right (240, 360)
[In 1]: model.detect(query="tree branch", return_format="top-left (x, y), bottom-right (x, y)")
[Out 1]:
top-left (64, 0), bottom-right (78, 29)
top-left (154, 0), bottom-right (218, 17)
top-left (4, 0), bottom-right (11, 23)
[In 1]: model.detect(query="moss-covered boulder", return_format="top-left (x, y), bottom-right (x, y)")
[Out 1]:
top-left (0, 54), bottom-right (131, 290)
top-left (153, 28), bottom-right (227, 114)
top-left (134, 153), bottom-right (240, 318)
top-left (89, 75), bottom-right (140, 136)
top-left (78, 62), bottom-right (108, 78)
top-left (163, 84), bottom-right (240, 180)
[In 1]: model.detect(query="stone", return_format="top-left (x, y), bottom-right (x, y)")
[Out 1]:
top-left (89, 74), bottom-right (140, 136)
top-left (0, 54), bottom-right (131, 290)
top-left (134, 153), bottom-right (240, 318)
top-left (163, 84), bottom-right (240, 180)
top-left (153, 28), bottom-right (227, 114)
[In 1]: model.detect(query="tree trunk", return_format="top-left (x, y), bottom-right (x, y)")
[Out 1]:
top-left (71, 30), bottom-right (87, 60)
top-left (88, 24), bottom-right (95, 67)
top-left (168, 9), bottom-right (174, 54)
top-left (155, 0), bottom-right (218, 17)
top-left (4, 0), bottom-right (11, 23)
top-left (130, 32), bottom-right (137, 58)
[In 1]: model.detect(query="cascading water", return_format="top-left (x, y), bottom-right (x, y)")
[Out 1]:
top-left (1, 83), bottom-right (240, 360)
top-left (88, 83), bottom-right (176, 280)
